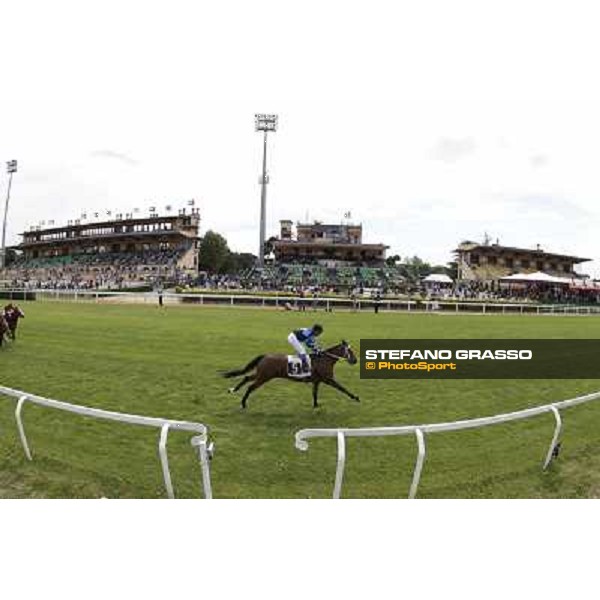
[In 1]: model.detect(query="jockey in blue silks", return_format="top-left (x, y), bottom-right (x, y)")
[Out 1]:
top-left (287, 324), bottom-right (324, 372)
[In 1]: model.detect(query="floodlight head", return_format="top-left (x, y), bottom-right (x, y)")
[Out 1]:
top-left (255, 113), bottom-right (278, 132)
top-left (7, 160), bottom-right (17, 174)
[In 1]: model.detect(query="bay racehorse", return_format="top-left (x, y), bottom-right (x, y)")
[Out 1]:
top-left (3, 304), bottom-right (25, 340)
top-left (0, 313), bottom-right (9, 346)
top-left (223, 340), bottom-right (359, 409)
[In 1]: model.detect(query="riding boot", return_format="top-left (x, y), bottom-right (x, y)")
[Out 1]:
top-left (301, 355), bottom-right (310, 373)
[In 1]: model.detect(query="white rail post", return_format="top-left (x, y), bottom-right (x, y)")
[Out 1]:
top-left (192, 436), bottom-right (213, 499)
top-left (158, 424), bottom-right (175, 499)
top-left (408, 428), bottom-right (426, 499)
top-left (333, 431), bottom-right (346, 499)
top-left (15, 395), bottom-right (33, 461)
top-left (543, 406), bottom-right (562, 471)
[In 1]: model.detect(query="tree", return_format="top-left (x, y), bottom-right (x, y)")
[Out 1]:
top-left (385, 254), bottom-right (401, 267)
top-left (264, 236), bottom-right (278, 256)
top-left (198, 231), bottom-right (231, 274)
top-left (224, 252), bottom-right (257, 274)
top-left (446, 261), bottom-right (459, 280)
top-left (430, 264), bottom-right (449, 274)
top-left (401, 256), bottom-right (432, 282)
top-left (4, 249), bottom-right (18, 267)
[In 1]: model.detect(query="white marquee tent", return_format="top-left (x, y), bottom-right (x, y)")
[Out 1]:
top-left (423, 273), bottom-right (454, 284)
top-left (499, 271), bottom-right (573, 285)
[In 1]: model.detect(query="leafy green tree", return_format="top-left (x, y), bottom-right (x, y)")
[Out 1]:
top-left (4, 249), bottom-right (18, 266)
top-left (264, 236), bottom-right (278, 256)
top-left (402, 256), bottom-right (432, 282)
top-left (224, 252), bottom-right (257, 274)
top-left (445, 261), bottom-right (459, 280)
top-left (198, 231), bottom-right (231, 274)
top-left (430, 264), bottom-right (449, 274)
top-left (232, 252), bottom-right (256, 272)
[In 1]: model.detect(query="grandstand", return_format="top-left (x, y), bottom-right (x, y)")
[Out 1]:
top-left (455, 240), bottom-right (590, 282)
top-left (2, 211), bottom-right (200, 289)
top-left (241, 219), bottom-right (401, 291)
top-left (273, 220), bottom-right (388, 265)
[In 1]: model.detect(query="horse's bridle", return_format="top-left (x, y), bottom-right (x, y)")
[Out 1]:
top-left (321, 343), bottom-right (353, 362)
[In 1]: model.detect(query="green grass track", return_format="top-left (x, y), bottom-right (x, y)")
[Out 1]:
top-left (1, 300), bottom-right (600, 498)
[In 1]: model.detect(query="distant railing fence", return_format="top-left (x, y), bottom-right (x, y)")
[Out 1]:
top-left (295, 390), bottom-right (600, 499)
top-left (2, 288), bottom-right (600, 315)
top-left (0, 385), bottom-right (214, 499)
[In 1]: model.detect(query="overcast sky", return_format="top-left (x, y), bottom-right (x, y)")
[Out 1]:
top-left (1, 1), bottom-right (599, 274)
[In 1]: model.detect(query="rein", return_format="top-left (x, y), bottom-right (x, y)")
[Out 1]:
top-left (319, 346), bottom-right (349, 362)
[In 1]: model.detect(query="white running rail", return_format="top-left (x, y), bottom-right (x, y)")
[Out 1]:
top-left (295, 390), bottom-right (600, 499)
top-left (6, 287), bottom-right (600, 315)
top-left (0, 385), bottom-right (214, 499)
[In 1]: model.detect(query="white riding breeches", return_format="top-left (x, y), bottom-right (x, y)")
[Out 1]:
top-left (287, 333), bottom-right (306, 356)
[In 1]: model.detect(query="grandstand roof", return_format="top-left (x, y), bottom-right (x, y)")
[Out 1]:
top-left (20, 213), bottom-right (198, 237)
top-left (18, 213), bottom-right (200, 250)
top-left (454, 242), bottom-right (590, 263)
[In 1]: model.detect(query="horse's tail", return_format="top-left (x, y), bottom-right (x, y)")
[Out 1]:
top-left (222, 355), bottom-right (265, 378)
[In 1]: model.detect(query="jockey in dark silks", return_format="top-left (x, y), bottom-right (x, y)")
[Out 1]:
top-left (2, 304), bottom-right (25, 340)
top-left (287, 324), bottom-right (323, 372)
top-left (0, 312), bottom-right (10, 345)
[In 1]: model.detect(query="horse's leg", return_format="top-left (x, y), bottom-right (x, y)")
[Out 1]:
top-left (229, 374), bottom-right (255, 394)
top-left (312, 381), bottom-right (321, 409)
top-left (241, 378), bottom-right (268, 409)
top-left (322, 377), bottom-right (360, 402)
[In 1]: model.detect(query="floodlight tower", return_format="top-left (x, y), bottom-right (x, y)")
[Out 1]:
top-left (255, 113), bottom-right (278, 268)
top-left (1, 160), bottom-right (18, 270)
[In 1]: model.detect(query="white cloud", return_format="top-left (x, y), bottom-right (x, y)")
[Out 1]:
top-left (89, 150), bottom-right (139, 166)
top-left (431, 138), bottom-right (477, 163)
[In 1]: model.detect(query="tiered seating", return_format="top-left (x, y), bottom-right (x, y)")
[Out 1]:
top-left (239, 262), bottom-right (403, 291)
top-left (5, 248), bottom-right (187, 290)
top-left (10, 255), bottom-right (74, 269)
top-left (335, 267), bottom-right (357, 287)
